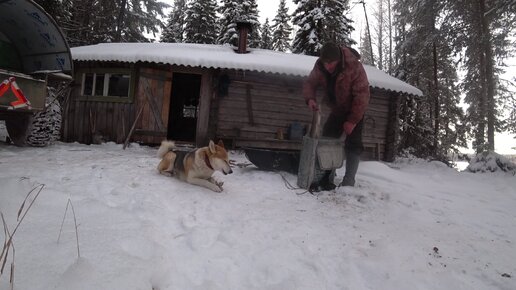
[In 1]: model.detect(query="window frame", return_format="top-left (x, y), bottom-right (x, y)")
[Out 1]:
top-left (78, 67), bottom-right (135, 103)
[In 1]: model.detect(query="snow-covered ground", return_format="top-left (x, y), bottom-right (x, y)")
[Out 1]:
top-left (0, 142), bottom-right (515, 290)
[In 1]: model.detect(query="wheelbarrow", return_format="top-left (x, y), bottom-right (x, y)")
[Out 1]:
top-left (297, 110), bottom-right (345, 190)
top-left (243, 147), bottom-right (300, 175)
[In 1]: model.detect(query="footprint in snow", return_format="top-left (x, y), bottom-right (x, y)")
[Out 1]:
top-left (180, 213), bottom-right (198, 229)
top-left (188, 227), bottom-right (220, 250)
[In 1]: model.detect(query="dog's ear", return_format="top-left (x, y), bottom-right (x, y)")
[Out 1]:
top-left (217, 140), bottom-right (225, 149)
top-left (209, 140), bottom-right (216, 153)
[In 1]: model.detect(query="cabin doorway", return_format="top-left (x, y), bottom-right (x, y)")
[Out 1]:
top-left (167, 73), bottom-right (202, 142)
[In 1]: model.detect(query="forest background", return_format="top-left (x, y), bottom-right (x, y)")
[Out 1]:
top-left (34, 0), bottom-right (516, 158)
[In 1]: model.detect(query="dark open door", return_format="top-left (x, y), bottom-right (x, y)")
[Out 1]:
top-left (167, 73), bottom-right (201, 142)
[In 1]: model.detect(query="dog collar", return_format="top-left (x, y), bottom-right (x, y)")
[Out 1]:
top-left (204, 153), bottom-right (214, 170)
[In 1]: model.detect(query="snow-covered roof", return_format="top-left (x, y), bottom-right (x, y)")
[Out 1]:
top-left (71, 43), bottom-right (423, 96)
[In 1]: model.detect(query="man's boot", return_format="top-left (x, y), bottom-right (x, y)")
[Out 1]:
top-left (340, 152), bottom-right (360, 187)
top-left (319, 170), bottom-right (336, 191)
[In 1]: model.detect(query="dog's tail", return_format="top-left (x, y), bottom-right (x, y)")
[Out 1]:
top-left (157, 140), bottom-right (176, 158)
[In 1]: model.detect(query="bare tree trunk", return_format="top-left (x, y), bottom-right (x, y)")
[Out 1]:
top-left (377, 0), bottom-right (384, 71)
top-left (433, 41), bottom-right (440, 156)
top-left (474, 0), bottom-right (490, 153)
top-left (388, 0), bottom-right (393, 73)
top-left (362, 1), bottom-right (375, 66)
top-left (479, 0), bottom-right (496, 151)
top-left (115, 0), bottom-right (128, 42)
top-left (477, 42), bottom-right (487, 153)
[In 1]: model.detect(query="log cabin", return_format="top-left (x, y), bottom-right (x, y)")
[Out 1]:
top-left (66, 29), bottom-right (422, 162)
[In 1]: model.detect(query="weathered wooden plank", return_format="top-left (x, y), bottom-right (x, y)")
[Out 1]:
top-left (220, 102), bottom-right (308, 114)
top-left (98, 102), bottom-right (107, 138)
top-left (228, 82), bottom-right (303, 94)
top-left (108, 102), bottom-right (116, 142)
top-left (88, 103), bottom-right (95, 142)
top-left (218, 117), bottom-right (307, 129)
top-left (143, 78), bottom-right (165, 132)
top-left (245, 84), bottom-right (255, 126)
top-left (139, 72), bottom-right (173, 82)
top-left (196, 71), bottom-right (212, 146)
top-left (133, 129), bottom-right (167, 137)
top-left (66, 100), bottom-right (75, 141)
top-left (223, 91), bottom-right (391, 115)
top-left (162, 78), bottom-right (171, 130)
top-left (124, 105), bottom-right (144, 149)
top-left (228, 88), bottom-right (305, 103)
top-left (228, 71), bottom-right (305, 88)
top-left (233, 138), bottom-right (303, 150)
top-left (141, 103), bottom-right (150, 143)
top-left (74, 101), bottom-right (82, 143)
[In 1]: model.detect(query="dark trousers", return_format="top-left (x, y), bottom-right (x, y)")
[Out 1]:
top-left (322, 112), bottom-right (364, 155)
top-left (317, 112), bottom-right (364, 185)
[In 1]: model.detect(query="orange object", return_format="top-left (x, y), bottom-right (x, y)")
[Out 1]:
top-left (0, 77), bottom-right (31, 109)
top-left (0, 79), bottom-right (9, 96)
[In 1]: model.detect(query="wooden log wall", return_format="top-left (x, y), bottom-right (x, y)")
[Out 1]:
top-left (63, 74), bottom-right (135, 144)
top-left (64, 62), bottom-right (401, 161)
top-left (63, 63), bottom-right (172, 145)
top-left (213, 70), bottom-right (394, 161)
top-left (362, 89), bottom-right (392, 160)
top-left (64, 62), bottom-right (213, 147)
top-left (384, 91), bottom-right (403, 162)
top-left (215, 70), bottom-right (311, 147)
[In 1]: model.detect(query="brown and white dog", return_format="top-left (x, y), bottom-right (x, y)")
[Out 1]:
top-left (157, 140), bottom-right (233, 192)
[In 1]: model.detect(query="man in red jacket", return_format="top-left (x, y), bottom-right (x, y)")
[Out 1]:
top-left (303, 42), bottom-right (370, 190)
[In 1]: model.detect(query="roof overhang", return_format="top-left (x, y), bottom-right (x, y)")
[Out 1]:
top-left (72, 43), bottom-right (423, 97)
top-left (0, 0), bottom-right (72, 75)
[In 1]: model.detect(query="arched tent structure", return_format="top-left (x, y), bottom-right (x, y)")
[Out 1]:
top-left (0, 0), bottom-right (72, 74)
top-left (0, 0), bottom-right (72, 147)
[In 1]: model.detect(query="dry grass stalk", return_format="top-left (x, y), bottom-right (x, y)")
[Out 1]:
top-left (57, 199), bottom-right (81, 258)
top-left (0, 183), bottom-right (45, 287)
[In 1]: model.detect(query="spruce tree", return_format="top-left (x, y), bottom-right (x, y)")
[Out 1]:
top-left (292, 0), bottom-right (325, 55)
top-left (359, 29), bottom-right (374, 66)
top-left (184, 0), bottom-right (218, 44)
top-left (292, 0), bottom-right (355, 55)
top-left (240, 0), bottom-right (261, 48)
top-left (161, 0), bottom-right (187, 43)
top-left (394, 0), bottom-right (466, 158)
top-left (271, 0), bottom-right (293, 52)
top-left (217, 0), bottom-right (241, 46)
top-left (63, 0), bottom-right (168, 46)
top-left (33, 0), bottom-right (67, 26)
top-left (260, 19), bottom-right (273, 50)
top-left (372, 0), bottom-right (390, 71)
top-left (115, 0), bottom-right (168, 42)
top-left (501, 75), bottom-right (516, 135)
top-left (323, 0), bottom-right (355, 46)
top-left (66, 0), bottom-right (100, 46)
top-left (444, 0), bottom-right (515, 152)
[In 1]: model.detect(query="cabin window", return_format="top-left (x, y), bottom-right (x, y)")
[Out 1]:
top-left (81, 72), bottom-right (131, 99)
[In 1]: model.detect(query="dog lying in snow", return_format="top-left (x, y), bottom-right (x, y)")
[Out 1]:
top-left (157, 140), bottom-right (233, 192)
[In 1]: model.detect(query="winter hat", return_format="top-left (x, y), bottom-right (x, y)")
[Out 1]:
top-left (320, 42), bottom-right (341, 63)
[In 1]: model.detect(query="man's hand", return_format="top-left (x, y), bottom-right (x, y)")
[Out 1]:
top-left (343, 121), bottom-right (356, 135)
top-left (307, 99), bottom-right (319, 112)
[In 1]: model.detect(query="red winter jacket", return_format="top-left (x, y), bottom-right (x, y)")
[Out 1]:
top-left (303, 46), bottom-right (370, 125)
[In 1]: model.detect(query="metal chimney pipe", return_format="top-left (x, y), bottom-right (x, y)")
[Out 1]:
top-left (236, 21), bottom-right (252, 54)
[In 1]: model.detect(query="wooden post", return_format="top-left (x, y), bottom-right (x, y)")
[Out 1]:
top-left (123, 106), bottom-right (144, 150)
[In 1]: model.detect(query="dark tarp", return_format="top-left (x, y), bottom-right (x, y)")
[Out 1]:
top-left (0, 0), bottom-right (72, 74)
